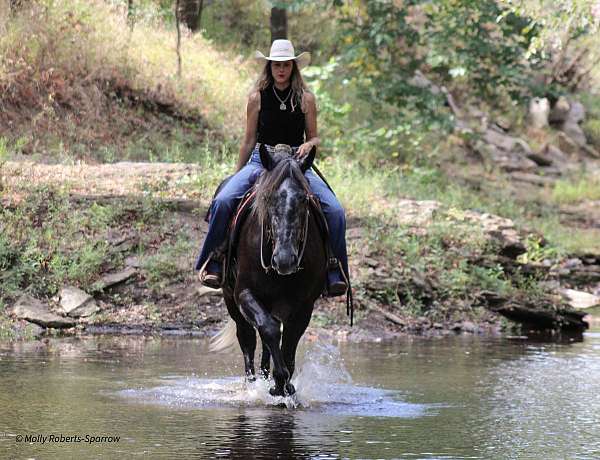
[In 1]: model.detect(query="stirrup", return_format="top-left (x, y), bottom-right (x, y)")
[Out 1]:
top-left (327, 280), bottom-right (347, 297)
top-left (200, 270), bottom-right (222, 289)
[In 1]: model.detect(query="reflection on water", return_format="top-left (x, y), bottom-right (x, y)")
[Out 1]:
top-left (1, 330), bottom-right (600, 459)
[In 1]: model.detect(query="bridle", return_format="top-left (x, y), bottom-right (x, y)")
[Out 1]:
top-left (260, 199), bottom-right (311, 274)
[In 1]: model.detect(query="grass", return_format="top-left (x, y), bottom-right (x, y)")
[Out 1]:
top-left (0, 0), bottom-right (254, 160)
top-left (324, 151), bottom-right (599, 254)
top-left (551, 176), bottom-right (600, 204)
top-left (142, 235), bottom-right (195, 291)
top-left (0, 185), bottom-right (110, 301)
top-left (0, 173), bottom-right (175, 306)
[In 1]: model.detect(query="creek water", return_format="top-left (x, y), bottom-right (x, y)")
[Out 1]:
top-left (1, 328), bottom-right (600, 459)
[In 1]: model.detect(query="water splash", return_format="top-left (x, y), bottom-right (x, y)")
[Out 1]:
top-left (118, 341), bottom-right (429, 418)
top-left (291, 341), bottom-right (353, 405)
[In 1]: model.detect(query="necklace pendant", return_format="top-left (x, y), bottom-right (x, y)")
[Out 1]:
top-left (280, 102), bottom-right (286, 110)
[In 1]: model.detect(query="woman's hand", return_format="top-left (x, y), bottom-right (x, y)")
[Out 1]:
top-left (295, 142), bottom-right (314, 159)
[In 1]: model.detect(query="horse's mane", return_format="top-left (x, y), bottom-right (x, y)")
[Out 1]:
top-left (252, 155), bottom-right (311, 225)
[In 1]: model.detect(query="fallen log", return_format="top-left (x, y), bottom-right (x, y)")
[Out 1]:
top-left (490, 302), bottom-right (588, 331)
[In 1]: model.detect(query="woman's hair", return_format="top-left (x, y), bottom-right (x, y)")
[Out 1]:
top-left (252, 60), bottom-right (310, 112)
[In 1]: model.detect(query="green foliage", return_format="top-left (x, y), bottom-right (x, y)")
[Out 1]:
top-left (319, 0), bottom-right (538, 165)
top-left (0, 137), bottom-right (8, 192)
top-left (142, 237), bottom-right (193, 290)
top-left (501, 0), bottom-right (600, 55)
top-left (0, 186), bottom-right (113, 301)
top-left (200, 0), bottom-right (270, 52)
top-left (551, 175), bottom-right (600, 204)
top-left (518, 235), bottom-right (561, 264)
top-left (579, 93), bottom-right (600, 147)
top-left (424, 1), bottom-right (537, 100)
top-left (337, 0), bottom-right (536, 107)
top-left (583, 119), bottom-right (600, 148)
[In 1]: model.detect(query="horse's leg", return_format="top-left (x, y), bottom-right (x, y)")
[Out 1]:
top-left (281, 309), bottom-right (312, 395)
top-left (260, 340), bottom-right (271, 380)
top-left (224, 293), bottom-right (257, 381)
top-left (236, 321), bottom-right (257, 381)
top-left (238, 289), bottom-right (292, 396)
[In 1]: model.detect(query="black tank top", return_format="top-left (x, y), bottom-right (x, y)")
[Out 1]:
top-left (256, 84), bottom-right (306, 147)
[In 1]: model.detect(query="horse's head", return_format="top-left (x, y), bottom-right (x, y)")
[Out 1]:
top-left (256, 143), bottom-right (315, 275)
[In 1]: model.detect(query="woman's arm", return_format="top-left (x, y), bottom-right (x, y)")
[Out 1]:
top-left (297, 92), bottom-right (320, 158)
top-left (236, 91), bottom-right (260, 171)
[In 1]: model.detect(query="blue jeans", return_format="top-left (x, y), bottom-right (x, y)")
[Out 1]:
top-left (195, 146), bottom-right (348, 280)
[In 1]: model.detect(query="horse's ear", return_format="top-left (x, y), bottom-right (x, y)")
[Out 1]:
top-left (259, 144), bottom-right (275, 171)
top-left (299, 146), bottom-right (316, 173)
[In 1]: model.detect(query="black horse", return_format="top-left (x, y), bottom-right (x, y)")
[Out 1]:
top-left (210, 144), bottom-right (327, 397)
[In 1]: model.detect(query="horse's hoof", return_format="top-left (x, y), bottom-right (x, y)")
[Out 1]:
top-left (246, 375), bottom-right (256, 383)
top-left (284, 383), bottom-right (296, 396)
top-left (269, 386), bottom-right (284, 397)
top-left (269, 383), bottom-right (296, 397)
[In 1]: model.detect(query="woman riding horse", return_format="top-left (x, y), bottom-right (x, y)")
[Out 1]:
top-left (194, 39), bottom-right (349, 296)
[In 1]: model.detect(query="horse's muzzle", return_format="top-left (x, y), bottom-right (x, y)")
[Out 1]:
top-left (272, 251), bottom-right (299, 276)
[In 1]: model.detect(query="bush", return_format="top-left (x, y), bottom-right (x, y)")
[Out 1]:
top-left (583, 119), bottom-right (600, 148)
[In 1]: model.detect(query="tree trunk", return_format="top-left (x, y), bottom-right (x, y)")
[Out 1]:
top-left (175, 0), bottom-right (182, 78)
top-left (178, 0), bottom-right (204, 32)
top-left (127, 0), bottom-right (134, 30)
top-left (270, 7), bottom-right (287, 42)
top-left (9, 0), bottom-right (28, 14)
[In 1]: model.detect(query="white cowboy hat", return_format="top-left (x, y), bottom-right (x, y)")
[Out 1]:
top-left (255, 39), bottom-right (311, 69)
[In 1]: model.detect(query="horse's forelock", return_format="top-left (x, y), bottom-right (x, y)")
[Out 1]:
top-left (253, 157), bottom-right (310, 224)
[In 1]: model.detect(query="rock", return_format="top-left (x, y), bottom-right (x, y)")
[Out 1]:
top-left (461, 321), bottom-right (477, 333)
top-left (124, 256), bottom-right (142, 268)
top-left (557, 132), bottom-right (580, 156)
top-left (528, 97), bottom-right (550, 129)
top-left (569, 267), bottom-right (600, 284)
top-left (462, 211), bottom-right (526, 258)
top-left (476, 142), bottom-right (537, 172)
top-left (582, 144), bottom-right (600, 159)
top-left (549, 96), bottom-right (571, 124)
top-left (498, 238), bottom-right (527, 259)
top-left (479, 130), bottom-right (538, 172)
top-left (563, 258), bottom-right (583, 269)
top-left (542, 144), bottom-right (568, 164)
top-left (562, 121), bottom-right (587, 147)
top-left (567, 101), bottom-right (586, 124)
top-left (93, 267), bottom-right (137, 291)
top-left (396, 199), bottom-right (440, 226)
top-left (346, 227), bottom-right (365, 240)
top-left (411, 270), bottom-right (434, 296)
top-left (526, 152), bottom-right (553, 167)
top-left (26, 323), bottom-right (45, 338)
top-left (559, 289), bottom-right (600, 310)
top-left (509, 172), bottom-right (556, 186)
top-left (12, 295), bottom-right (75, 329)
top-left (59, 286), bottom-right (98, 318)
top-left (483, 129), bottom-right (532, 155)
top-left (364, 256), bottom-right (379, 268)
top-left (494, 116), bottom-right (511, 132)
top-left (451, 322), bottom-right (463, 332)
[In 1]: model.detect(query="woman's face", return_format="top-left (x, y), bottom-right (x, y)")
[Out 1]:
top-left (271, 60), bottom-right (293, 86)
